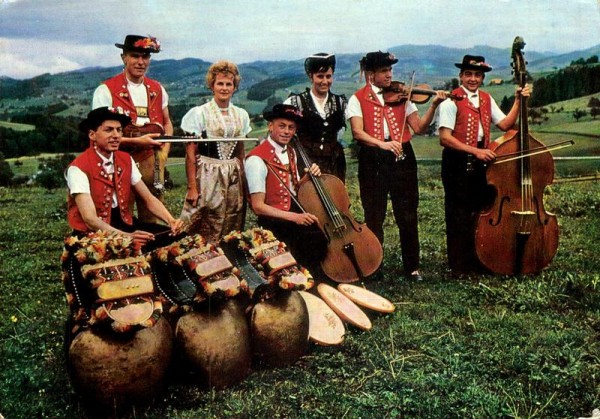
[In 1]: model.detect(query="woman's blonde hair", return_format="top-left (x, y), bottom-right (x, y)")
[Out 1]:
top-left (205, 61), bottom-right (241, 90)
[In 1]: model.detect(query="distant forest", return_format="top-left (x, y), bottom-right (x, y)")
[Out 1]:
top-left (530, 56), bottom-right (600, 107)
top-left (1, 57), bottom-right (599, 160)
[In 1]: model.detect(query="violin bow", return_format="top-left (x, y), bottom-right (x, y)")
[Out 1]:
top-left (396, 71), bottom-right (415, 161)
top-left (493, 140), bottom-right (575, 164)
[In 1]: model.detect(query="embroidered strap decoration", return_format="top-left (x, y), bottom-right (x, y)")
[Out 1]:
top-left (81, 255), bottom-right (162, 333)
top-left (222, 228), bottom-right (314, 296)
top-left (60, 231), bottom-right (163, 334)
top-left (152, 234), bottom-right (246, 310)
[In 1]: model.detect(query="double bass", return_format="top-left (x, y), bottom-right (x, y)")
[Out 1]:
top-left (292, 138), bottom-right (383, 283)
top-left (475, 37), bottom-right (559, 275)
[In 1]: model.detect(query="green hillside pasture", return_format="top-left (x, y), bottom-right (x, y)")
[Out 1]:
top-left (0, 120), bottom-right (36, 132)
top-left (1, 168), bottom-right (599, 418)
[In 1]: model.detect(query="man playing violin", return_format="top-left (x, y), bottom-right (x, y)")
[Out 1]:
top-left (245, 104), bottom-right (326, 268)
top-left (437, 54), bottom-right (531, 277)
top-left (347, 51), bottom-right (446, 281)
top-left (92, 35), bottom-right (173, 224)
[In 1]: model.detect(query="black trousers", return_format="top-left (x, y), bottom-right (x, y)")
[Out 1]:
top-left (441, 148), bottom-right (494, 273)
top-left (257, 206), bottom-right (327, 276)
top-left (357, 141), bottom-right (420, 274)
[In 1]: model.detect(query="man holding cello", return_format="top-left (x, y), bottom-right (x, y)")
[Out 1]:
top-left (347, 51), bottom-right (446, 281)
top-left (92, 34), bottom-right (173, 223)
top-left (245, 104), bottom-right (326, 268)
top-left (438, 54), bottom-right (531, 277)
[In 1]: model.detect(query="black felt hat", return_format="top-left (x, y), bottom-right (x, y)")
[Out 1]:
top-left (115, 35), bottom-right (161, 53)
top-left (263, 104), bottom-right (303, 124)
top-left (359, 51), bottom-right (398, 72)
top-left (79, 107), bottom-right (132, 133)
top-left (454, 55), bottom-right (492, 72)
top-left (304, 53), bottom-right (336, 75)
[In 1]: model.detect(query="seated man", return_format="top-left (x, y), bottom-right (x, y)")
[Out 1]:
top-left (245, 104), bottom-right (326, 268)
top-left (66, 107), bottom-right (183, 250)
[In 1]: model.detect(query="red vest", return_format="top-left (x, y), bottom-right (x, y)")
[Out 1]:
top-left (451, 87), bottom-right (492, 148)
top-left (355, 84), bottom-right (412, 143)
top-left (103, 73), bottom-right (165, 161)
top-left (246, 140), bottom-right (299, 211)
top-left (67, 148), bottom-right (134, 232)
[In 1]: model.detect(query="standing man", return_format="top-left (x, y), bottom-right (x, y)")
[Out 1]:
top-left (437, 55), bottom-right (530, 277)
top-left (92, 34), bottom-right (173, 224)
top-left (347, 51), bottom-right (446, 281)
top-left (284, 53), bottom-right (348, 181)
top-left (245, 104), bottom-right (325, 267)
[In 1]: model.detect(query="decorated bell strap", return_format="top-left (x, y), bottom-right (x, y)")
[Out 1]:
top-left (152, 234), bottom-right (246, 307)
top-left (80, 255), bottom-right (162, 333)
top-left (60, 231), bottom-right (143, 335)
top-left (221, 228), bottom-right (314, 295)
top-left (176, 243), bottom-right (246, 299)
top-left (220, 240), bottom-right (272, 302)
top-left (152, 233), bottom-right (207, 309)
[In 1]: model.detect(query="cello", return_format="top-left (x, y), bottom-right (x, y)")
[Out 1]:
top-left (292, 138), bottom-right (383, 283)
top-left (475, 37), bottom-right (559, 275)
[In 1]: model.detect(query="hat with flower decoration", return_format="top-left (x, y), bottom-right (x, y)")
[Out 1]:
top-left (263, 104), bottom-right (303, 124)
top-left (454, 55), bottom-right (492, 72)
top-left (79, 107), bottom-right (131, 133)
top-left (115, 35), bottom-right (161, 54)
top-left (359, 51), bottom-right (398, 72)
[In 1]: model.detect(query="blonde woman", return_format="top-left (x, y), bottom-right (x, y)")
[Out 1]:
top-left (180, 61), bottom-right (251, 242)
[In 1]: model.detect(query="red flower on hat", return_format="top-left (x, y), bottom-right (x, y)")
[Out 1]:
top-left (469, 59), bottom-right (490, 68)
top-left (133, 36), bottom-right (161, 52)
top-left (285, 108), bottom-right (303, 118)
top-left (108, 106), bottom-right (130, 117)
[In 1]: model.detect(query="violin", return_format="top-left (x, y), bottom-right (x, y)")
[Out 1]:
top-left (474, 36), bottom-right (559, 275)
top-left (382, 80), bottom-right (463, 104)
top-left (292, 138), bottom-right (383, 283)
top-left (122, 122), bottom-right (167, 196)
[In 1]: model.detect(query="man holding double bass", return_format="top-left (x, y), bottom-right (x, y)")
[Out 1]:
top-left (437, 54), bottom-right (531, 277)
top-left (92, 34), bottom-right (173, 223)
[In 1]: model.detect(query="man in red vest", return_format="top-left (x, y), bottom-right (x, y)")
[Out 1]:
top-left (245, 104), bottom-right (325, 266)
top-left (347, 51), bottom-right (446, 281)
top-left (438, 54), bottom-right (530, 277)
top-left (66, 107), bottom-right (182, 250)
top-left (92, 35), bottom-right (173, 224)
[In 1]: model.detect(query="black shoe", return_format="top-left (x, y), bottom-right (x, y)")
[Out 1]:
top-left (407, 270), bottom-right (423, 281)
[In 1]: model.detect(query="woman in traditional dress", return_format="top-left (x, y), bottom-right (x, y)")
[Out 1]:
top-left (180, 61), bottom-right (252, 242)
top-left (284, 53), bottom-right (348, 181)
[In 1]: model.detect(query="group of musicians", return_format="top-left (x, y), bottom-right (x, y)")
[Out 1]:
top-left (67, 34), bottom-right (531, 281)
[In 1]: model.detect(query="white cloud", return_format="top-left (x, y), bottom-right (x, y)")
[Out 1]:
top-left (0, 0), bottom-right (598, 79)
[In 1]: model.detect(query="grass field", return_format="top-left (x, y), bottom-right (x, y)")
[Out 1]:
top-left (0, 120), bottom-right (36, 131)
top-left (1, 150), bottom-right (599, 417)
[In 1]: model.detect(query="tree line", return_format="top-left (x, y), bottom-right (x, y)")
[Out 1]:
top-left (530, 56), bottom-right (600, 108)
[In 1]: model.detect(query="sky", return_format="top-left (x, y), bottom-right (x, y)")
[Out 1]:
top-left (0, 0), bottom-right (599, 79)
